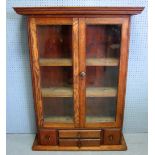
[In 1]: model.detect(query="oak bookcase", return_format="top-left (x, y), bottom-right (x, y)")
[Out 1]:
top-left (14, 7), bottom-right (144, 151)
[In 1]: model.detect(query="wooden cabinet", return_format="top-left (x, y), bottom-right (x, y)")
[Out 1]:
top-left (14, 7), bottom-right (144, 151)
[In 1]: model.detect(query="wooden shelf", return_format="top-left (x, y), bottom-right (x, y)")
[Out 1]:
top-left (42, 87), bottom-right (73, 97)
top-left (44, 116), bottom-right (73, 122)
top-left (39, 58), bottom-right (72, 66)
top-left (109, 44), bottom-right (120, 49)
top-left (86, 116), bottom-right (115, 122)
top-left (44, 116), bottom-right (114, 123)
top-left (86, 87), bottom-right (117, 97)
top-left (39, 58), bottom-right (119, 66)
top-left (86, 58), bottom-right (119, 66)
top-left (42, 87), bottom-right (117, 97)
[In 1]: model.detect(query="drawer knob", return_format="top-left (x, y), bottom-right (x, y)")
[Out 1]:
top-left (77, 132), bottom-right (81, 138)
top-left (109, 135), bottom-right (113, 141)
top-left (45, 135), bottom-right (51, 141)
top-left (78, 139), bottom-right (82, 147)
top-left (80, 72), bottom-right (86, 78)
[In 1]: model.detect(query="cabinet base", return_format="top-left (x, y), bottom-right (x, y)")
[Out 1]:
top-left (32, 134), bottom-right (127, 151)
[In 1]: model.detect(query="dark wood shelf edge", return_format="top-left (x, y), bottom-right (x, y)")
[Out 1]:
top-left (32, 134), bottom-right (127, 151)
top-left (13, 7), bottom-right (144, 15)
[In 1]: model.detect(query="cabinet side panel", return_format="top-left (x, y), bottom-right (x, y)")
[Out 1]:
top-left (28, 17), bottom-right (44, 128)
top-left (116, 17), bottom-right (130, 128)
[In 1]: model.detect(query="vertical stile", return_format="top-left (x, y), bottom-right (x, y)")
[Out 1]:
top-left (115, 17), bottom-right (130, 128)
top-left (79, 18), bottom-right (86, 127)
top-left (73, 18), bottom-right (80, 127)
top-left (28, 17), bottom-right (44, 128)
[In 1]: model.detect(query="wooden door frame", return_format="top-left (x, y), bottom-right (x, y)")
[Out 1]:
top-left (28, 17), bottom-right (44, 129)
top-left (28, 17), bottom-right (80, 128)
top-left (78, 17), bottom-right (130, 128)
top-left (79, 18), bottom-right (86, 127)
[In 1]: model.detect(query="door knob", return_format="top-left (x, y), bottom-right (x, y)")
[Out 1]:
top-left (108, 135), bottom-right (113, 142)
top-left (80, 71), bottom-right (86, 78)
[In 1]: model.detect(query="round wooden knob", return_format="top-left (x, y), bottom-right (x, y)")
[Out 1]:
top-left (80, 71), bottom-right (86, 78)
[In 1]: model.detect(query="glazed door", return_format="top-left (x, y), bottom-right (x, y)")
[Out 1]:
top-left (29, 17), bottom-right (129, 129)
top-left (28, 18), bottom-right (79, 128)
top-left (79, 18), bottom-right (129, 128)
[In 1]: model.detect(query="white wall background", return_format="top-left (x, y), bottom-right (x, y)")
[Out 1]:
top-left (6, 0), bottom-right (148, 133)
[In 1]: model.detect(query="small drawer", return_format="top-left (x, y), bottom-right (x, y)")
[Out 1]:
top-left (103, 128), bottom-right (121, 145)
top-left (59, 139), bottom-right (100, 146)
top-left (81, 139), bottom-right (101, 146)
top-left (38, 129), bottom-right (58, 145)
top-left (59, 139), bottom-right (78, 146)
top-left (59, 129), bottom-right (101, 138)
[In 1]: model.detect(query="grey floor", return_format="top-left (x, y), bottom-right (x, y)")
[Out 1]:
top-left (6, 133), bottom-right (147, 155)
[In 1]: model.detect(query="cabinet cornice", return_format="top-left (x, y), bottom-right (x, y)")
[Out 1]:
top-left (13, 7), bottom-right (144, 16)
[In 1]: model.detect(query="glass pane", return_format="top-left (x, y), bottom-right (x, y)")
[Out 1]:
top-left (37, 25), bottom-right (72, 58)
top-left (86, 66), bottom-right (118, 87)
top-left (43, 98), bottom-right (73, 123)
top-left (36, 25), bottom-right (73, 123)
top-left (86, 98), bottom-right (117, 122)
top-left (86, 25), bottom-right (121, 123)
top-left (40, 66), bottom-right (72, 88)
top-left (86, 25), bottom-right (121, 58)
